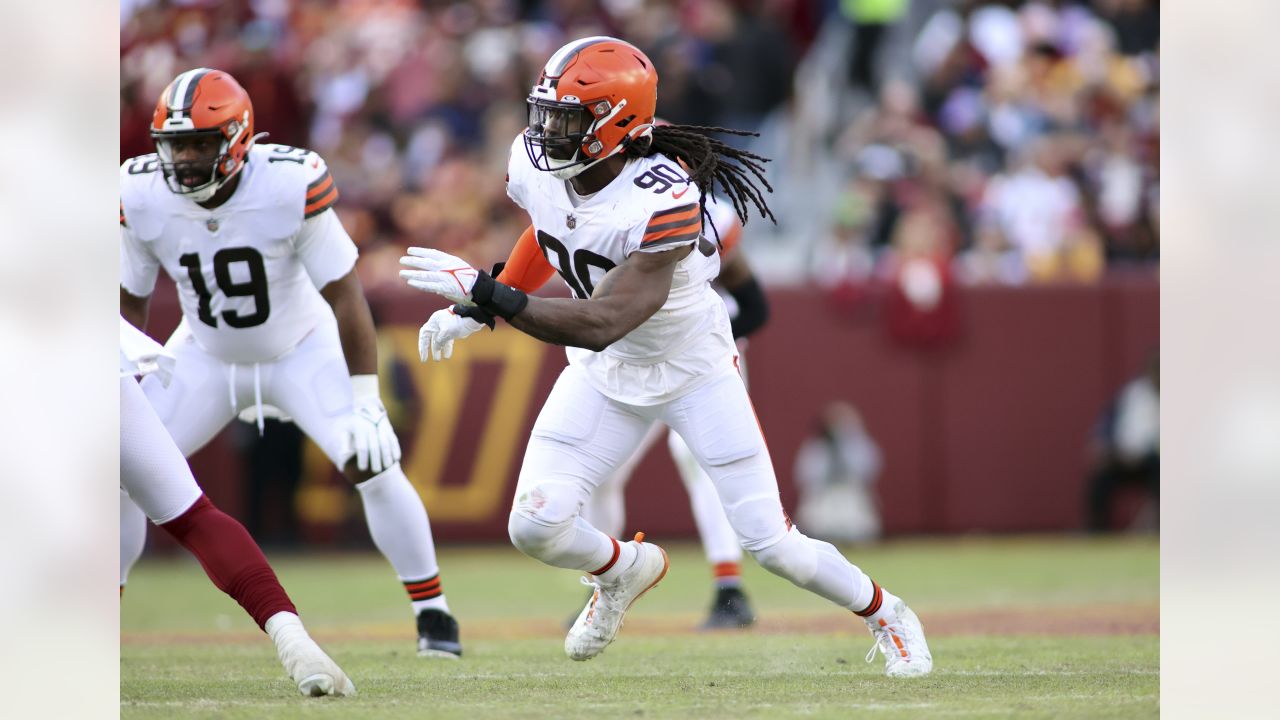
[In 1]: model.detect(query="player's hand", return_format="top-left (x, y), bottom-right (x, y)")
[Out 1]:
top-left (347, 375), bottom-right (401, 474)
top-left (418, 307), bottom-right (487, 362)
top-left (399, 248), bottom-right (479, 305)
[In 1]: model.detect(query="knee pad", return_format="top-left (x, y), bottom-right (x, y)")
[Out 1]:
top-left (751, 529), bottom-right (819, 586)
top-left (508, 510), bottom-right (564, 558)
top-left (508, 483), bottom-right (580, 559)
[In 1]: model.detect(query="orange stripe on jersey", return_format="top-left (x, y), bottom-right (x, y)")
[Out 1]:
top-left (304, 169), bottom-right (339, 218)
top-left (642, 203), bottom-right (701, 247)
top-left (119, 200), bottom-right (127, 227)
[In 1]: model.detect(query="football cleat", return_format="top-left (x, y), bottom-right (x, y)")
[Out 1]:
top-left (417, 608), bottom-right (462, 659)
top-left (700, 586), bottom-right (756, 630)
top-left (267, 614), bottom-right (356, 697)
top-left (864, 600), bottom-right (933, 678)
top-left (565, 533), bottom-right (668, 661)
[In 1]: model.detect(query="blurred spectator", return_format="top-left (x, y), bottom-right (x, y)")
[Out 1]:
top-left (841, 0), bottom-right (911, 94)
top-left (121, 0), bottom-right (1158, 290)
top-left (1085, 353), bottom-right (1159, 533)
top-left (793, 402), bottom-right (882, 543)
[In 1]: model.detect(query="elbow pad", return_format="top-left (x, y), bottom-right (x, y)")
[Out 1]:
top-left (728, 276), bottom-right (769, 339)
top-left (470, 270), bottom-right (529, 321)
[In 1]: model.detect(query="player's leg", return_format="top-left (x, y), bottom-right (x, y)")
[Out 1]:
top-left (120, 377), bottom-right (353, 696)
top-left (582, 420), bottom-right (666, 538)
top-left (119, 488), bottom-right (147, 593)
top-left (510, 365), bottom-right (669, 660)
top-left (668, 429), bottom-right (755, 628)
top-left (663, 369), bottom-right (931, 677)
top-left (266, 319), bottom-right (458, 657)
top-left (122, 328), bottom-right (238, 583)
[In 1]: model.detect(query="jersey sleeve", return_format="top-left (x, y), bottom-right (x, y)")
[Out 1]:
top-left (303, 152), bottom-right (340, 219)
top-left (119, 222), bottom-right (160, 298)
top-left (505, 134), bottom-right (528, 210)
top-left (625, 200), bottom-right (703, 256)
top-left (293, 208), bottom-right (359, 289)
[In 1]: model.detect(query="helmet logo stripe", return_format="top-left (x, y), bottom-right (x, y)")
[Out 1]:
top-left (168, 67), bottom-right (211, 120)
top-left (542, 36), bottom-right (613, 78)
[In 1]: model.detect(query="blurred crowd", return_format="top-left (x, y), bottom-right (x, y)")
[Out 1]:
top-left (121, 0), bottom-right (1158, 290)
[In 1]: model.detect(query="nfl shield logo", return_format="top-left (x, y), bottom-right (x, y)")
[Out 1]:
top-left (566, 214), bottom-right (576, 230)
top-left (206, 218), bottom-right (219, 232)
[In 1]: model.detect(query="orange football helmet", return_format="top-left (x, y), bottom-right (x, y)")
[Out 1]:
top-left (525, 37), bottom-right (658, 179)
top-left (150, 68), bottom-right (257, 202)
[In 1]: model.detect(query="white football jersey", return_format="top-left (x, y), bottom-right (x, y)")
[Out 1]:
top-left (120, 144), bottom-right (358, 364)
top-left (506, 136), bottom-right (735, 405)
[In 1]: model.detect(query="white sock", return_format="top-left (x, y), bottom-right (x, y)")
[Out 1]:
top-left (120, 488), bottom-right (148, 587)
top-left (595, 537), bottom-right (640, 584)
top-left (354, 465), bottom-right (446, 610)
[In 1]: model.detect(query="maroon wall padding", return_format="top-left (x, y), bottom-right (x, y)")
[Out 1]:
top-left (139, 273), bottom-right (1157, 545)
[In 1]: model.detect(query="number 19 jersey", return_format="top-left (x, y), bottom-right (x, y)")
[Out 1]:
top-left (119, 144), bottom-right (358, 364)
top-left (505, 136), bottom-right (735, 405)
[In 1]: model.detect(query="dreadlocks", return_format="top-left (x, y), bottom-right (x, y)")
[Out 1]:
top-left (624, 124), bottom-right (776, 246)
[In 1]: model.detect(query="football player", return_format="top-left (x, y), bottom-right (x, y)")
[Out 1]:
top-left (120, 318), bottom-right (355, 697)
top-left (400, 37), bottom-right (931, 676)
top-left (581, 198), bottom-right (768, 629)
top-left (119, 69), bottom-right (460, 658)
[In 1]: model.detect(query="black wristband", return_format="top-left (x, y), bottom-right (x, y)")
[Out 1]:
top-left (452, 303), bottom-right (496, 330)
top-left (470, 270), bottom-right (529, 320)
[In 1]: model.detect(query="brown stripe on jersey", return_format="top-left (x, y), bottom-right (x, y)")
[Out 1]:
top-left (304, 185), bottom-right (339, 218)
top-left (643, 209), bottom-right (701, 236)
top-left (648, 202), bottom-right (698, 221)
top-left (306, 169), bottom-right (334, 198)
top-left (640, 229), bottom-right (701, 250)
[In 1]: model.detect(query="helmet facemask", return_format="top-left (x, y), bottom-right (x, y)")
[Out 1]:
top-left (151, 110), bottom-right (250, 203)
top-left (524, 96), bottom-right (628, 180)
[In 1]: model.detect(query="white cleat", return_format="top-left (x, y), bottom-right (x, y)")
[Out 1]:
top-left (864, 601), bottom-right (933, 678)
top-left (565, 533), bottom-right (669, 661)
top-left (266, 612), bottom-right (357, 697)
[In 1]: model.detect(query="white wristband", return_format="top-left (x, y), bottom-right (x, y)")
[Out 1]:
top-left (351, 374), bottom-right (380, 402)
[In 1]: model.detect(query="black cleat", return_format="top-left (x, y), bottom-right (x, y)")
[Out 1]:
top-left (700, 586), bottom-right (756, 630)
top-left (416, 609), bottom-right (462, 658)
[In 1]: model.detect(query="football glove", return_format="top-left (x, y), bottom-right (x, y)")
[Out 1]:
top-left (399, 248), bottom-right (479, 305)
top-left (346, 375), bottom-right (401, 474)
top-left (418, 306), bottom-right (488, 362)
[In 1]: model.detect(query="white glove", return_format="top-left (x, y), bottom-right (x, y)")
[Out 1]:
top-left (399, 248), bottom-right (479, 305)
top-left (347, 374), bottom-right (401, 474)
top-left (419, 307), bottom-right (486, 362)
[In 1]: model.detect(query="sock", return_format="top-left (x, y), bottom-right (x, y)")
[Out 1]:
top-left (355, 465), bottom-right (446, 609)
top-left (403, 574), bottom-right (450, 614)
top-left (120, 487), bottom-right (148, 587)
top-left (159, 494), bottom-right (296, 630)
top-left (852, 577), bottom-right (902, 625)
top-left (592, 536), bottom-right (639, 584)
top-left (713, 561), bottom-right (742, 589)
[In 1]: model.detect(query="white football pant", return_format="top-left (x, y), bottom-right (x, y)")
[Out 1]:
top-left (509, 363), bottom-right (881, 612)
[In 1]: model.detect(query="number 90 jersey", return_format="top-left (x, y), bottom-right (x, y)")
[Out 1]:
top-left (505, 136), bottom-right (735, 405)
top-left (120, 144), bottom-right (358, 364)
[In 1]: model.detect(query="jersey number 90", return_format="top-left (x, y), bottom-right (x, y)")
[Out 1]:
top-left (177, 248), bottom-right (271, 328)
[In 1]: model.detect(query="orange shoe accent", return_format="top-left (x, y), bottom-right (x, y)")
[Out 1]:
top-left (878, 619), bottom-right (908, 657)
top-left (633, 531), bottom-right (646, 543)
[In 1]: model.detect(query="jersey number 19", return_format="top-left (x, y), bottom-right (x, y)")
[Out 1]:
top-left (177, 248), bottom-right (271, 328)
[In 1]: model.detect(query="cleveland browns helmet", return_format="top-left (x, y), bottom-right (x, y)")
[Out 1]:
top-left (151, 68), bottom-right (258, 202)
top-left (525, 37), bottom-right (658, 180)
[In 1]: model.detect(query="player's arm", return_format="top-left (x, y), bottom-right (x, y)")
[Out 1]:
top-left (120, 287), bottom-right (151, 331)
top-left (508, 245), bottom-right (691, 351)
top-left (318, 269), bottom-right (377, 376)
top-left (401, 244), bottom-right (691, 353)
top-left (718, 248), bottom-right (769, 339)
top-left (496, 225), bottom-right (556, 292)
top-left (119, 202), bottom-right (158, 331)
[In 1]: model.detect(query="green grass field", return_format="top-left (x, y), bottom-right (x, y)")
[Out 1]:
top-left (121, 536), bottom-right (1158, 719)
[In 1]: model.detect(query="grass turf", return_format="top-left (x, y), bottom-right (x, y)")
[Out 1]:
top-left (121, 536), bottom-right (1158, 719)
